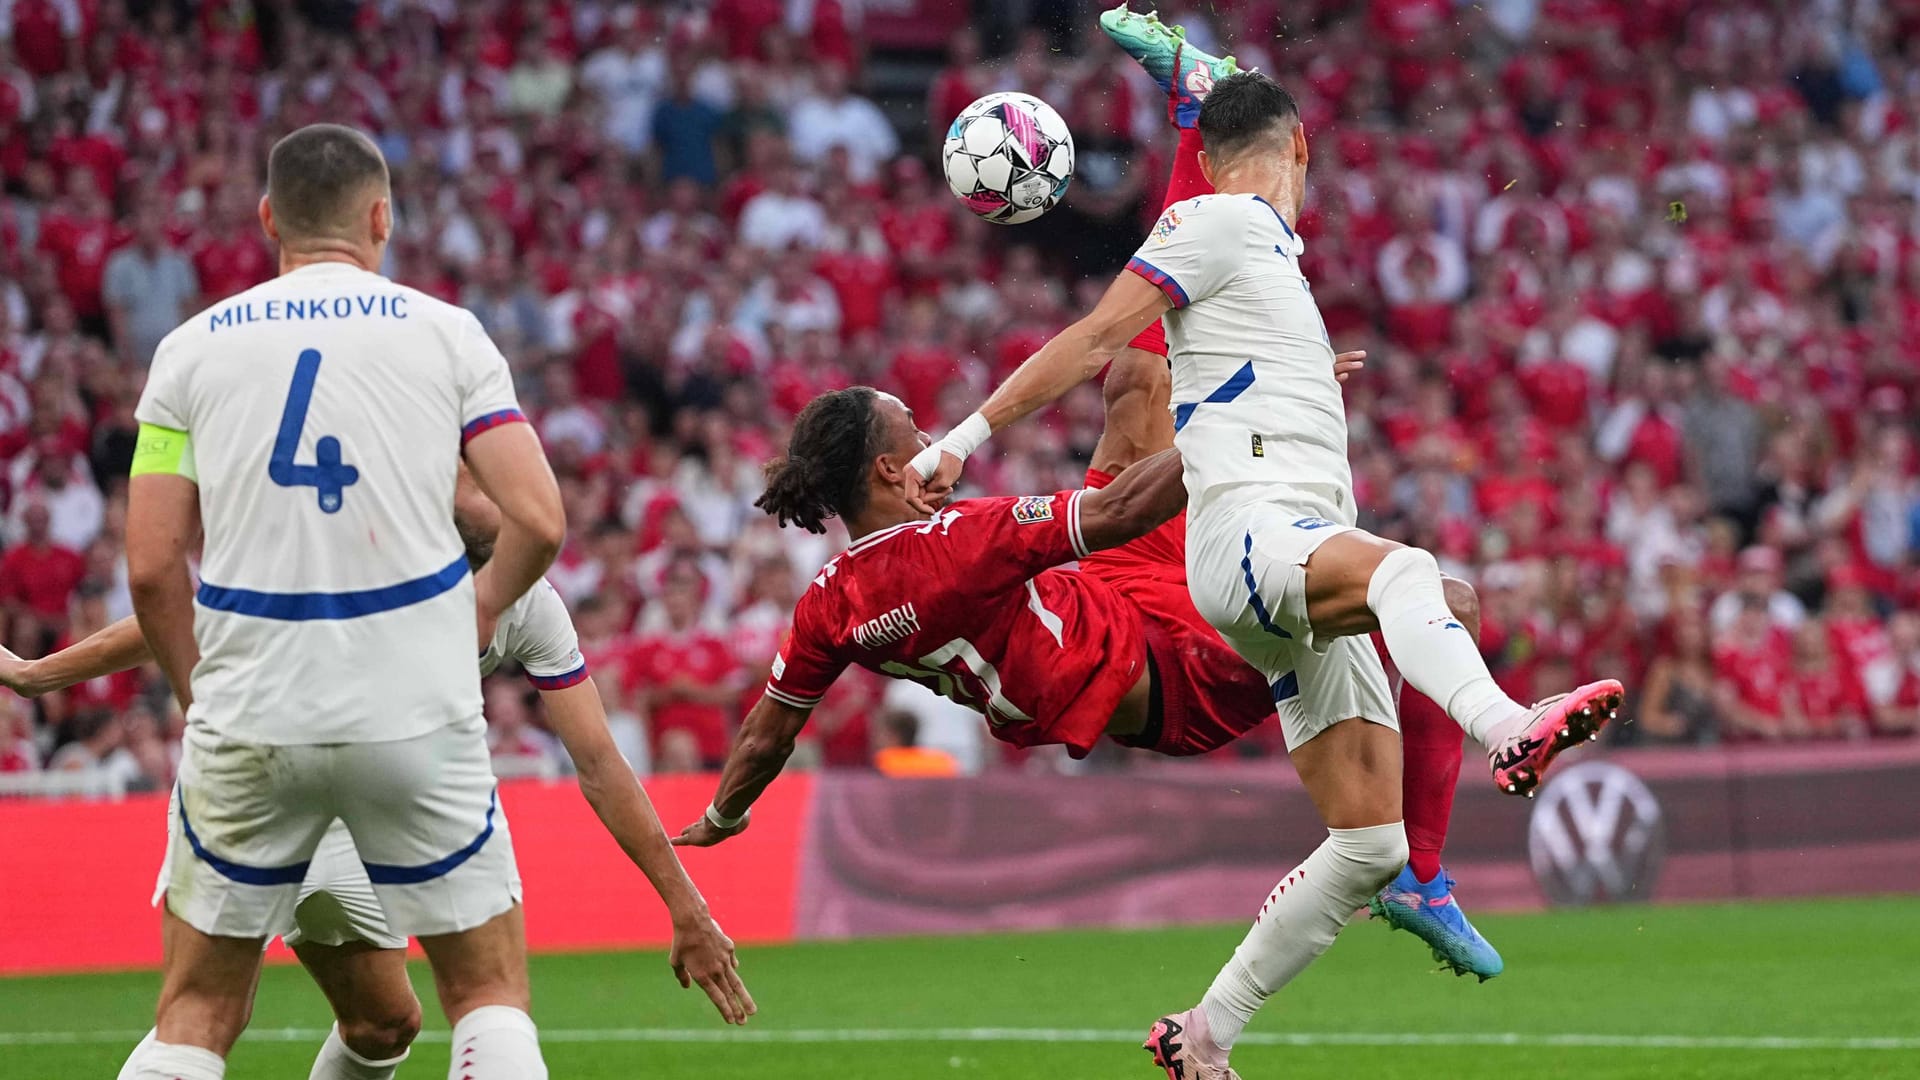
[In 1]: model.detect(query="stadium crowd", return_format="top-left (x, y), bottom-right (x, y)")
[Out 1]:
top-left (0, 0), bottom-right (1916, 792)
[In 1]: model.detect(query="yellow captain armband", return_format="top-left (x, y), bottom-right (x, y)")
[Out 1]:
top-left (130, 423), bottom-right (197, 482)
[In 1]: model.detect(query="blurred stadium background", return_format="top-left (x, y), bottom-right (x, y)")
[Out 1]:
top-left (0, 0), bottom-right (1916, 1076)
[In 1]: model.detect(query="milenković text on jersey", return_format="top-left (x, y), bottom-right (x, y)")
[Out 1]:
top-left (153, 579), bottom-right (589, 952)
top-left (134, 262), bottom-right (534, 940)
top-left (1127, 193), bottom-right (1396, 751)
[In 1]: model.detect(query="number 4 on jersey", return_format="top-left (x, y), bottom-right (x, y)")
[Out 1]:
top-left (269, 348), bottom-right (359, 514)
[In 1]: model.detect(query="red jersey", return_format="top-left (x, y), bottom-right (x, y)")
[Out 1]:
top-left (624, 627), bottom-right (741, 765)
top-left (0, 542), bottom-right (84, 618)
top-left (192, 234), bottom-right (272, 304)
top-left (765, 491), bottom-right (1146, 757)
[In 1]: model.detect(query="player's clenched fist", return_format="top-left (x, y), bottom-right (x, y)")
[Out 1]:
top-left (904, 448), bottom-right (964, 514)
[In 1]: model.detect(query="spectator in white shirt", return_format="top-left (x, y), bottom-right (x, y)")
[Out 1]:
top-left (738, 163), bottom-right (828, 250)
top-left (787, 62), bottom-right (899, 185)
top-left (580, 16), bottom-right (665, 153)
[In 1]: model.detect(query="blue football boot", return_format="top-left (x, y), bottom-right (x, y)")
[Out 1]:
top-left (1369, 864), bottom-right (1505, 981)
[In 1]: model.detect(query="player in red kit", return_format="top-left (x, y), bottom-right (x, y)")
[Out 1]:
top-left (679, 11), bottom-right (1510, 1001)
top-left (673, 377), bottom-right (1497, 972)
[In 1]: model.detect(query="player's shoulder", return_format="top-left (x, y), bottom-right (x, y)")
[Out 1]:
top-left (1157, 192), bottom-right (1264, 228)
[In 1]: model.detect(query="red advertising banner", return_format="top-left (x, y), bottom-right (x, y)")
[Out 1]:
top-left (0, 773), bottom-right (811, 975)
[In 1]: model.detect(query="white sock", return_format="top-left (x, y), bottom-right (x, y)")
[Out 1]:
top-left (1199, 822), bottom-right (1409, 1049)
top-left (1368, 547), bottom-right (1526, 744)
top-left (116, 1029), bottom-right (157, 1080)
top-left (448, 1005), bottom-right (547, 1080)
top-left (126, 1037), bottom-right (226, 1080)
top-left (310, 1024), bottom-right (408, 1080)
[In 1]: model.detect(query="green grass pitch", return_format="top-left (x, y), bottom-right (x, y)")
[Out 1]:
top-left (4, 897), bottom-right (1917, 1078)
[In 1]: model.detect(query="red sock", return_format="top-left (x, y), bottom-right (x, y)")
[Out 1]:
top-left (1164, 127), bottom-right (1212, 207)
top-left (1374, 634), bottom-right (1462, 884)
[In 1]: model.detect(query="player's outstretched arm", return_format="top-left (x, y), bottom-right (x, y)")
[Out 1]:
top-left (908, 271), bottom-right (1171, 511)
top-left (127, 470), bottom-right (201, 713)
top-left (1077, 446), bottom-right (1189, 553)
top-left (672, 694), bottom-right (813, 849)
top-left (0, 616), bottom-right (152, 698)
top-left (540, 676), bottom-right (756, 1025)
top-left (463, 423), bottom-right (566, 643)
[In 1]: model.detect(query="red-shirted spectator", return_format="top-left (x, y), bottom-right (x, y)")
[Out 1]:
top-left (1784, 620), bottom-right (1869, 739)
top-left (35, 170), bottom-right (120, 324)
top-left (1713, 600), bottom-right (1797, 740)
top-left (625, 558), bottom-right (742, 771)
top-left (0, 502), bottom-right (85, 648)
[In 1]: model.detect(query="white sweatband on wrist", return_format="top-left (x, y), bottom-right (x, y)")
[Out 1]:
top-left (908, 411), bottom-right (992, 481)
top-left (705, 803), bottom-right (749, 830)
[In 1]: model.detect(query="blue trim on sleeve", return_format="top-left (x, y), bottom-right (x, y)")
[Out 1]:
top-left (462, 408), bottom-right (527, 444)
top-left (527, 662), bottom-right (588, 690)
top-left (1126, 256), bottom-right (1191, 308)
top-left (1241, 532), bottom-right (1292, 640)
top-left (177, 790), bottom-right (312, 886)
top-left (197, 554), bottom-right (470, 622)
top-left (1250, 195), bottom-right (1296, 239)
top-left (361, 788), bottom-right (500, 885)
top-left (1172, 361), bottom-right (1257, 433)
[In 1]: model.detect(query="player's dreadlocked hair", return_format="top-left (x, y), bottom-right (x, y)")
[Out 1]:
top-left (1197, 71), bottom-right (1301, 163)
top-left (756, 386), bottom-right (891, 535)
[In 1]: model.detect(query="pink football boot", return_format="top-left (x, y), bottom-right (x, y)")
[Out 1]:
top-left (1487, 679), bottom-right (1625, 797)
top-left (1143, 1007), bottom-right (1241, 1080)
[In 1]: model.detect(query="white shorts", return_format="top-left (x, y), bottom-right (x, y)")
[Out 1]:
top-left (154, 817), bottom-right (408, 950)
top-left (157, 717), bottom-right (521, 941)
top-left (1187, 492), bottom-right (1396, 751)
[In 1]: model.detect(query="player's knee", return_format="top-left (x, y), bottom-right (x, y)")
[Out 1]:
top-left (339, 999), bottom-right (422, 1060)
top-left (1365, 545), bottom-right (1442, 614)
top-left (1329, 821), bottom-right (1409, 892)
top-left (1441, 576), bottom-right (1481, 644)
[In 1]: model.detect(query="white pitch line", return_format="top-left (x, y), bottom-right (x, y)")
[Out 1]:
top-left (1, 1028), bottom-right (1917, 1051)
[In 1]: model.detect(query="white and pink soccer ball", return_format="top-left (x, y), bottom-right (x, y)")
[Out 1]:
top-left (941, 92), bottom-right (1076, 225)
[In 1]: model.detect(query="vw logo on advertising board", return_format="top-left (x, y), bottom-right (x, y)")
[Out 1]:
top-left (1527, 760), bottom-right (1666, 906)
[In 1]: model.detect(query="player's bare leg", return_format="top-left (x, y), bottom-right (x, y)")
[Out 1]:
top-left (1091, 346), bottom-right (1175, 477)
top-left (119, 910), bottom-right (266, 1078)
top-left (1151, 717), bottom-right (1406, 1078)
top-left (1302, 531), bottom-right (1622, 797)
top-left (417, 904), bottom-right (547, 1080)
top-left (295, 942), bottom-right (422, 1079)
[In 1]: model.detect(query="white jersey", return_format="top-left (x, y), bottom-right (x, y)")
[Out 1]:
top-left (1128, 193), bottom-right (1352, 522)
top-left (480, 577), bottom-right (588, 688)
top-left (137, 262), bottom-right (524, 745)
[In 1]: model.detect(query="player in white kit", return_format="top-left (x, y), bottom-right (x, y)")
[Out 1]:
top-left (1, 473), bottom-right (755, 1078)
top-left (122, 124), bottom-right (565, 1080)
top-left (911, 65), bottom-right (1622, 1078)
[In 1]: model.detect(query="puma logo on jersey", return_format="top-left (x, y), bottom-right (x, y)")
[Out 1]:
top-left (852, 603), bottom-right (921, 649)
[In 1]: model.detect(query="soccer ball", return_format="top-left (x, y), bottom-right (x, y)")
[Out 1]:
top-left (941, 92), bottom-right (1075, 225)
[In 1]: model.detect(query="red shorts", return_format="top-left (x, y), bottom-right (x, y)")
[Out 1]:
top-left (1080, 470), bottom-right (1273, 756)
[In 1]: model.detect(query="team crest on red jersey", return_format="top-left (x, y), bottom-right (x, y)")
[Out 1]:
top-left (1011, 495), bottom-right (1054, 524)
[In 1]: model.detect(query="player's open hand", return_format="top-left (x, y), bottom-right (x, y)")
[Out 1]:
top-left (1333, 349), bottom-right (1367, 383)
top-left (905, 450), bottom-right (963, 515)
top-left (670, 912), bottom-right (756, 1025)
top-left (672, 814), bottom-right (750, 848)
